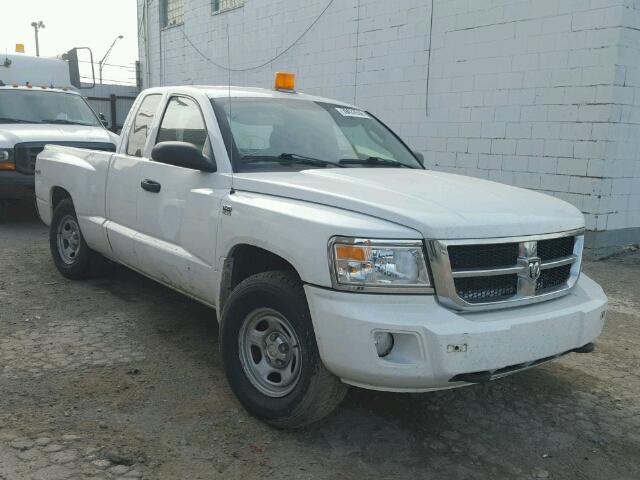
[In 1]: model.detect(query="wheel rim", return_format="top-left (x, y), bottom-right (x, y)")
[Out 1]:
top-left (238, 307), bottom-right (303, 398)
top-left (56, 215), bottom-right (81, 265)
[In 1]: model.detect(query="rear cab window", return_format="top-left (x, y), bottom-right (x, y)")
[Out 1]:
top-left (125, 94), bottom-right (162, 157)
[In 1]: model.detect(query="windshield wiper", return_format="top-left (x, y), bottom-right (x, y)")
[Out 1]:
top-left (0, 117), bottom-right (38, 124)
top-left (339, 156), bottom-right (413, 168)
top-left (41, 119), bottom-right (95, 126)
top-left (242, 153), bottom-right (344, 168)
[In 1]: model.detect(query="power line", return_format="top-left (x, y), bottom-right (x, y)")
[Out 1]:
top-left (181, 0), bottom-right (336, 72)
top-left (425, 0), bottom-right (434, 116)
top-left (78, 60), bottom-right (136, 70)
top-left (354, 0), bottom-right (361, 105)
top-left (80, 75), bottom-right (137, 85)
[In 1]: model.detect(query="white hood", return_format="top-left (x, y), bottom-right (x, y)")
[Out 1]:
top-left (0, 123), bottom-right (118, 147)
top-left (233, 169), bottom-right (585, 240)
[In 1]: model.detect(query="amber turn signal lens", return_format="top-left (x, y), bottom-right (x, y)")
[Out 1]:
top-left (0, 162), bottom-right (16, 170)
top-left (274, 71), bottom-right (296, 91)
top-left (335, 244), bottom-right (369, 261)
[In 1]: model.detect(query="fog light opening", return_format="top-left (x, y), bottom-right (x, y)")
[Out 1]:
top-left (374, 332), bottom-right (394, 358)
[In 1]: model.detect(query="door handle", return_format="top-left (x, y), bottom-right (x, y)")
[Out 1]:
top-left (140, 179), bottom-right (161, 193)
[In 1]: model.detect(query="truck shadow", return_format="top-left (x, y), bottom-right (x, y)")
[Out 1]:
top-left (304, 363), bottom-right (631, 478)
top-left (0, 199), bottom-right (40, 225)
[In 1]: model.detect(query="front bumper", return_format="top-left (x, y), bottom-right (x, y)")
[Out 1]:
top-left (0, 170), bottom-right (34, 200)
top-left (305, 274), bottom-right (607, 392)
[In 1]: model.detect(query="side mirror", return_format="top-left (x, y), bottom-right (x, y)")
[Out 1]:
top-left (413, 151), bottom-right (425, 166)
top-left (151, 141), bottom-right (217, 172)
top-left (98, 113), bottom-right (109, 127)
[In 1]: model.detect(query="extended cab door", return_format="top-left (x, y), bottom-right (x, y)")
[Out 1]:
top-left (105, 93), bottom-right (163, 268)
top-left (134, 94), bottom-right (231, 305)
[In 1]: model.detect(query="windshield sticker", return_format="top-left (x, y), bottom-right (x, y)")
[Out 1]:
top-left (336, 107), bottom-right (371, 119)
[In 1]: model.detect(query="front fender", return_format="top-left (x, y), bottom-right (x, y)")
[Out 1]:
top-left (217, 191), bottom-right (422, 288)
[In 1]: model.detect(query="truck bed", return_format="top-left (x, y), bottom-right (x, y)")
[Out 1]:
top-left (35, 145), bottom-right (114, 252)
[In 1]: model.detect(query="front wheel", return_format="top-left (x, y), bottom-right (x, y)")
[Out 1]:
top-left (220, 271), bottom-right (348, 429)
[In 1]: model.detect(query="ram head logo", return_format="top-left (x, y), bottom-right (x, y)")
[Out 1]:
top-left (528, 259), bottom-right (541, 281)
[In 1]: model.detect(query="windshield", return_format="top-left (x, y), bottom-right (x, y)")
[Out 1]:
top-left (211, 98), bottom-right (422, 172)
top-left (0, 90), bottom-right (101, 126)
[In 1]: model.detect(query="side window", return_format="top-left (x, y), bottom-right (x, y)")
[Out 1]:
top-left (212, 0), bottom-right (244, 14)
top-left (162, 0), bottom-right (184, 27)
top-left (126, 94), bottom-right (162, 157)
top-left (156, 96), bottom-right (209, 153)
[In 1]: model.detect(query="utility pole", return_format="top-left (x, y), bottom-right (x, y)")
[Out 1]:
top-left (30, 21), bottom-right (45, 56)
top-left (99, 35), bottom-right (124, 84)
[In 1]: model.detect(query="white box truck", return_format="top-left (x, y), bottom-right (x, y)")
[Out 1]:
top-left (0, 53), bottom-right (117, 204)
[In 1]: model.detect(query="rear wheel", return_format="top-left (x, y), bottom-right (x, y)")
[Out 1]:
top-left (220, 271), bottom-right (348, 429)
top-left (49, 199), bottom-right (104, 279)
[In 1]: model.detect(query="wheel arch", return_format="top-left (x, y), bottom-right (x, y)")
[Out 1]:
top-left (50, 186), bottom-right (73, 215)
top-left (218, 243), bottom-right (301, 313)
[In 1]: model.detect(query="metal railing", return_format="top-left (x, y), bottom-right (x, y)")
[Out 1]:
top-left (86, 94), bottom-right (137, 134)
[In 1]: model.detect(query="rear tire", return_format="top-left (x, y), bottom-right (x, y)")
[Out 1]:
top-left (220, 271), bottom-right (348, 429)
top-left (49, 198), bottom-right (104, 279)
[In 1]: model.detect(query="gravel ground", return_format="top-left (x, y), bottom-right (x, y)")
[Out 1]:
top-left (0, 201), bottom-right (638, 480)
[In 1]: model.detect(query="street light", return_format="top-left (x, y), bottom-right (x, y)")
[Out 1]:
top-left (30, 21), bottom-right (45, 56)
top-left (99, 35), bottom-right (124, 84)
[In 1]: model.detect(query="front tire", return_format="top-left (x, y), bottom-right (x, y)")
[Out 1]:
top-left (49, 199), bottom-right (103, 279)
top-left (220, 271), bottom-right (348, 429)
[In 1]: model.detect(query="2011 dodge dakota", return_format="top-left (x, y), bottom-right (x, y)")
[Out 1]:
top-left (34, 73), bottom-right (608, 428)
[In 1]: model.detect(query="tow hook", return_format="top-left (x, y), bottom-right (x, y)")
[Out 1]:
top-left (572, 342), bottom-right (595, 354)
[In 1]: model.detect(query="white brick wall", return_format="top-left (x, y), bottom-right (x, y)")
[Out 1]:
top-left (138, 0), bottom-right (640, 249)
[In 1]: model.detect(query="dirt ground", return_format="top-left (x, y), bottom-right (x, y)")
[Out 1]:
top-left (0, 201), bottom-right (638, 480)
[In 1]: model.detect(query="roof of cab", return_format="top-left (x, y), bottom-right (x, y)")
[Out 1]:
top-left (141, 85), bottom-right (358, 108)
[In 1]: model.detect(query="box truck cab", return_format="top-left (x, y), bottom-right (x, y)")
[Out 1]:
top-left (0, 53), bottom-right (117, 203)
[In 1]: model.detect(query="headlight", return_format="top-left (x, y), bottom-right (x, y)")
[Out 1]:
top-left (0, 149), bottom-right (15, 170)
top-left (329, 237), bottom-right (432, 293)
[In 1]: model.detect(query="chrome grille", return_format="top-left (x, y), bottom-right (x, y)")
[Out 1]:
top-left (428, 231), bottom-right (584, 311)
top-left (537, 264), bottom-right (572, 292)
top-left (455, 274), bottom-right (518, 303)
top-left (537, 236), bottom-right (575, 261)
top-left (448, 243), bottom-right (518, 270)
top-left (14, 144), bottom-right (41, 174)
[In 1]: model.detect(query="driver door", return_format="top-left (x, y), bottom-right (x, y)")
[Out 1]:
top-left (105, 93), bottom-right (163, 269)
top-left (134, 95), bottom-right (230, 304)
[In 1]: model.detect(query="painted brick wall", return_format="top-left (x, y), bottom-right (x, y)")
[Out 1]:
top-left (422, 0), bottom-right (640, 249)
top-left (138, 0), bottom-right (640, 249)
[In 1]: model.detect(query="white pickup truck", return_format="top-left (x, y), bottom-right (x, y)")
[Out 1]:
top-left (35, 77), bottom-right (608, 428)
